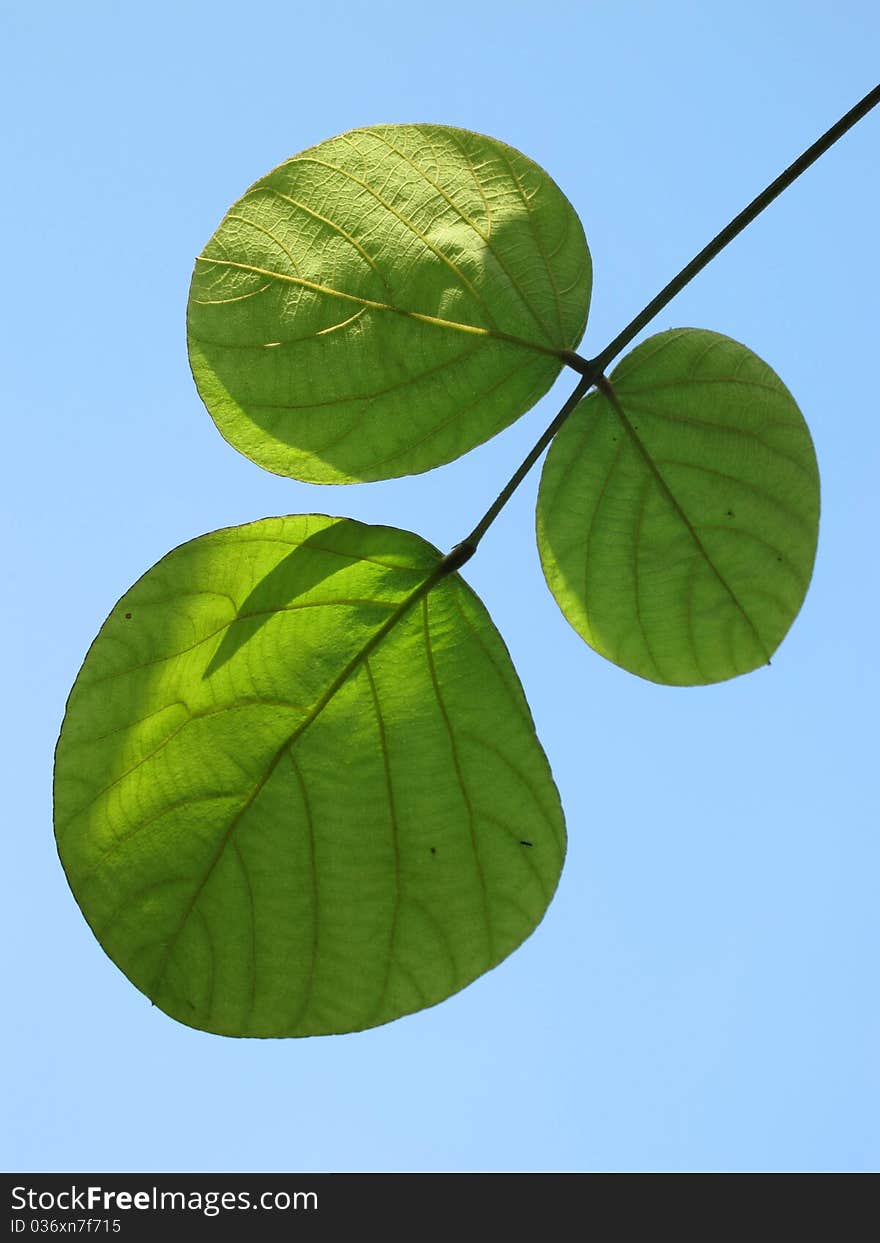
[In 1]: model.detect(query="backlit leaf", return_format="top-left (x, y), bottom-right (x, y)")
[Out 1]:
top-left (54, 516), bottom-right (565, 1036)
top-left (536, 329), bottom-right (820, 685)
top-left (187, 125), bottom-right (591, 482)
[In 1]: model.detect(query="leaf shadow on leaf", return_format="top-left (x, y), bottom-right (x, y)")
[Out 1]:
top-left (202, 519), bottom-right (355, 679)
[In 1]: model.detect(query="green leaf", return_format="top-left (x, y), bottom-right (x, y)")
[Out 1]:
top-left (536, 329), bottom-right (820, 685)
top-left (187, 125), bottom-right (591, 483)
top-left (54, 516), bottom-right (565, 1036)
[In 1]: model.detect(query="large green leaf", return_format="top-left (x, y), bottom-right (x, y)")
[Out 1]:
top-left (187, 125), bottom-right (591, 483)
top-left (54, 516), bottom-right (565, 1036)
top-left (536, 329), bottom-right (820, 685)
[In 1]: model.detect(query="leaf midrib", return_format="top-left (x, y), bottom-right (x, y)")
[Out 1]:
top-left (149, 560), bottom-right (447, 997)
top-left (598, 376), bottom-right (773, 666)
top-left (192, 256), bottom-right (568, 363)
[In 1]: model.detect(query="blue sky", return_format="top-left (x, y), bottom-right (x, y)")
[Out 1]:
top-left (3, 1), bottom-right (878, 1172)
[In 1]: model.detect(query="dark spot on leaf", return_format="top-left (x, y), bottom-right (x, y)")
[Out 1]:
top-left (725, 510), bottom-right (734, 519)
top-left (520, 840), bottom-right (533, 847)
top-left (124, 612), bottom-right (132, 619)
top-left (430, 846), bottom-right (436, 855)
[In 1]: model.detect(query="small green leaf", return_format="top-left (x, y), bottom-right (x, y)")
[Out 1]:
top-left (55, 516), bottom-right (565, 1036)
top-left (187, 125), bottom-right (591, 483)
top-left (536, 329), bottom-right (820, 685)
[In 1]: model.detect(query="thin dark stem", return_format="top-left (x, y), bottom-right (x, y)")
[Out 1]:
top-left (583, 81), bottom-right (880, 376)
top-left (439, 371), bottom-right (595, 573)
top-left (437, 81), bottom-right (880, 576)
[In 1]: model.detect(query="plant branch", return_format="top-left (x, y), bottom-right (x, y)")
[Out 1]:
top-left (438, 81), bottom-right (880, 575)
top-left (575, 81), bottom-right (880, 377)
top-left (439, 371), bottom-right (595, 573)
